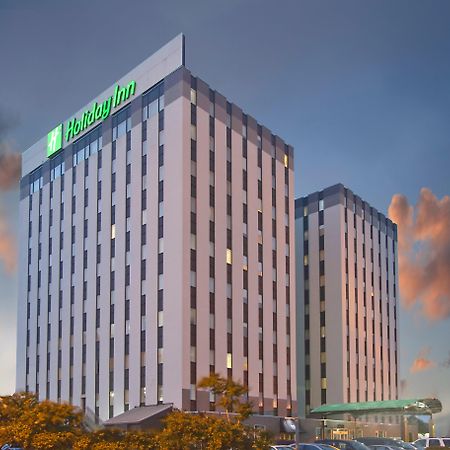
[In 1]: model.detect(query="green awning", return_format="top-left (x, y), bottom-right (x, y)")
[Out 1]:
top-left (309, 398), bottom-right (442, 417)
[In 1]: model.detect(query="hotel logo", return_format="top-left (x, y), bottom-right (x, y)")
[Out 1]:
top-left (47, 124), bottom-right (63, 158)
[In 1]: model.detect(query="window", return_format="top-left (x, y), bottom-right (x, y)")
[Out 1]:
top-left (226, 249), bottom-right (232, 265)
top-left (72, 125), bottom-right (102, 166)
top-left (112, 106), bottom-right (131, 140)
top-left (142, 82), bottom-right (164, 120)
top-left (29, 168), bottom-right (43, 194)
top-left (50, 153), bottom-right (65, 181)
top-left (190, 88), bottom-right (197, 105)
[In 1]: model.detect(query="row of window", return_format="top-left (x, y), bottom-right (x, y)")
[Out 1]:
top-left (28, 81), bottom-right (165, 193)
top-left (187, 78), bottom-right (293, 415)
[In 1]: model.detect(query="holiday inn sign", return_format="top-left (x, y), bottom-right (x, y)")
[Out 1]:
top-left (47, 80), bottom-right (137, 158)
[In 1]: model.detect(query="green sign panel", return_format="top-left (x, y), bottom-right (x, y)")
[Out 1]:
top-left (47, 124), bottom-right (63, 158)
top-left (47, 80), bottom-right (137, 158)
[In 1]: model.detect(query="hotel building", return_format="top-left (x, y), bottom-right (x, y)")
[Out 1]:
top-left (295, 184), bottom-right (399, 416)
top-left (16, 35), bottom-right (297, 422)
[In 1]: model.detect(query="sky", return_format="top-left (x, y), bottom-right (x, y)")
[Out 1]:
top-left (0, 0), bottom-right (449, 434)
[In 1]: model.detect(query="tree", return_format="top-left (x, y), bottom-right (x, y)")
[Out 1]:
top-left (156, 410), bottom-right (271, 450)
top-left (0, 392), bottom-right (84, 449)
top-left (0, 392), bottom-right (270, 449)
top-left (73, 428), bottom-right (156, 450)
top-left (198, 373), bottom-right (253, 422)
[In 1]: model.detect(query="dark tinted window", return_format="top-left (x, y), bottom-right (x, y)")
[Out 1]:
top-left (428, 440), bottom-right (441, 447)
top-left (351, 442), bottom-right (372, 450)
top-left (303, 445), bottom-right (320, 450)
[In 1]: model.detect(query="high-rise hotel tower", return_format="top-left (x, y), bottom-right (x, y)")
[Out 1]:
top-left (16, 35), bottom-right (297, 422)
top-left (295, 184), bottom-right (399, 415)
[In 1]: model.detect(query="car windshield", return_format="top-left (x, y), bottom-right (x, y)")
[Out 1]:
top-left (414, 440), bottom-right (426, 448)
top-left (351, 441), bottom-right (372, 450)
top-left (319, 441), bottom-right (348, 450)
top-left (400, 443), bottom-right (416, 450)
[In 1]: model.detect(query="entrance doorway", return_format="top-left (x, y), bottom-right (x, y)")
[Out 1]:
top-left (330, 428), bottom-right (350, 439)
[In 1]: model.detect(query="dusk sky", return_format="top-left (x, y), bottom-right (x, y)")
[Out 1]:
top-left (0, 0), bottom-right (449, 433)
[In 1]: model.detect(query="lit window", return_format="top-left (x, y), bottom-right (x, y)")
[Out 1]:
top-left (111, 225), bottom-right (116, 239)
top-left (226, 249), bottom-right (232, 265)
top-left (227, 353), bottom-right (232, 369)
top-left (321, 378), bottom-right (327, 389)
top-left (190, 88), bottom-right (197, 105)
top-left (284, 154), bottom-right (288, 168)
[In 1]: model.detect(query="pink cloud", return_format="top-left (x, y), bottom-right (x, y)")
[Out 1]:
top-left (388, 188), bottom-right (450, 320)
top-left (410, 347), bottom-right (435, 373)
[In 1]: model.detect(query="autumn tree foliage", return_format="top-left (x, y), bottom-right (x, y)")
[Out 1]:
top-left (198, 372), bottom-right (253, 422)
top-left (156, 410), bottom-right (271, 450)
top-left (72, 428), bottom-right (156, 450)
top-left (0, 389), bottom-right (270, 449)
top-left (0, 392), bottom-right (84, 449)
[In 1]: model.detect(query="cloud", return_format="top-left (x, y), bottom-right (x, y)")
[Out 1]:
top-left (388, 188), bottom-right (450, 320)
top-left (0, 146), bottom-right (21, 190)
top-left (0, 214), bottom-right (17, 274)
top-left (0, 107), bottom-right (21, 191)
top-left (0, 106), bottom-right (21, 274)
top-left (410, 347), bottom-right (435, 373)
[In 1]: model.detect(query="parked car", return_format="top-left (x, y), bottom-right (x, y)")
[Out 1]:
top-left (271, 446), bottom-right (295, 449)
top-left (316, 439), bottom-right (372, 450)
top-left (290, 445), bottom-right (329, 450)
top-left (366, 444), bottom-right (404, 450)
top-left (1, 445), bottom-right (24, 450)
top-left (394, 440), bottom-right (418, 450)
top-left (413, 438), bottom-right (450, 448)
top-left (270, 445), bottom-right (292, 450)
top-left (318, 445), bottom-right (341, 450)
top-left (357, 437), bottom-right (409, 449)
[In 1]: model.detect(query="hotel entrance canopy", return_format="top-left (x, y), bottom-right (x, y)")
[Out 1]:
top-left (309, 398), bottom-right (442, 418)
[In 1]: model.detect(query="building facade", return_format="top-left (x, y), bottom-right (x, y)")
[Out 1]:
top-left (295, 184), bottom-right (399, 416)
top-left (16, 35), bottom-right (297, 422)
